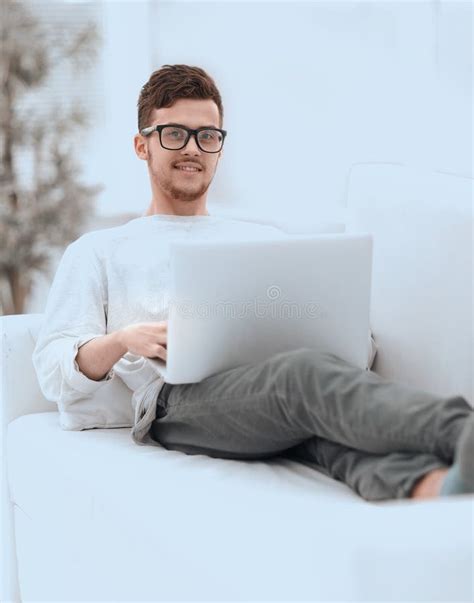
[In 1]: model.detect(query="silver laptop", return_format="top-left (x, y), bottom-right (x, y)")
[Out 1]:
top-left (151, 233), bottom-right (373, 384)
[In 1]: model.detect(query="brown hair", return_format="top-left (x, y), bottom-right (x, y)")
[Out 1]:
top-left (137, 64), bottom-right (224, 132)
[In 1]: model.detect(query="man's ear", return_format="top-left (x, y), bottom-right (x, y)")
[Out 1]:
top-left (134, 133), bottom-right (148, 160)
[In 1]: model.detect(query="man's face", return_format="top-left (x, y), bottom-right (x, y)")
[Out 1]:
top-left (137, 98), bottom-right (223, 204)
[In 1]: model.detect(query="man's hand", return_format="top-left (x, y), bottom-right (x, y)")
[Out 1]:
top-left (75, 321), bottom-right (168, 382)
top-left (118, 321), bottom-right (168, 361)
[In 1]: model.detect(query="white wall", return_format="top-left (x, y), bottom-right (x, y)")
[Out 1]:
top-left (83, 0), bottom-right (152, 217)
top-left (84, 0), bottom-right (471, 224)
top-left (21, 0), bottom-right (473, 312)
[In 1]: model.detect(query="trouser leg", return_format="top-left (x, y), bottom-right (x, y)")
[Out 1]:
top-left (282, 436), bottom-right (449, 501)
top-left (150, 347), bottom-right (472, 499)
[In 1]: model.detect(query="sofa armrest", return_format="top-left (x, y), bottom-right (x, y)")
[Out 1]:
top-left (1, 314), bottom-right (56, 603)
top-left (1, 313), bottom-right (56, 426)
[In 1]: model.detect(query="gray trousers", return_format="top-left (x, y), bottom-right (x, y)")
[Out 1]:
top-left (150, 347), bottom-right (472, 501)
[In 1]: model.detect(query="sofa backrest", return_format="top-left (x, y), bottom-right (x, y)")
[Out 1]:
top-left (346, 163), bottom-right (472, 404)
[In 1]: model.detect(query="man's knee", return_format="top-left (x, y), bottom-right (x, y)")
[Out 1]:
top-left (281, 346), bottom-right (352, 387)
top-left (273, 347), bottom-right (326, 386)
top-left (257, 347), bottom-right (342, 406)
top-left (283, 346), bottom-right (334, 367)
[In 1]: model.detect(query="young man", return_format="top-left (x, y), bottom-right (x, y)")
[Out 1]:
top-left (33, 64), bottom-right (473, 502)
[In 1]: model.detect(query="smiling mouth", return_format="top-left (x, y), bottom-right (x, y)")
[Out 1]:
top-left (174, 166), bottom-right (201, 173)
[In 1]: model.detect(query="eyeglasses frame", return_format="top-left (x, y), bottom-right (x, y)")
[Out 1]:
top-left (140, 123), bottom-right (227, 153)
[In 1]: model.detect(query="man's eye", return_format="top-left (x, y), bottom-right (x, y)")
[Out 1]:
top-left (164, 129), bottom-right (185, 139)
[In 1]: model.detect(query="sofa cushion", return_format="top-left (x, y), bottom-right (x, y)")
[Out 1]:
top-left (7, 412), bottom-right (473, 601)
top-left (346, 164), bottom-right (473, 403)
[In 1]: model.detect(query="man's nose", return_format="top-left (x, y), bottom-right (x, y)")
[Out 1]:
top-left (181, 134), bottom-right (201, 155)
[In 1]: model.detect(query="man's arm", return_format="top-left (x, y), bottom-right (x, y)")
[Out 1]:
top-left (33, 236), bottom-right (169, 411)
top-left (75, 331), bottom-right (127, 381)
top-left (76, 322), bottom-right (168, 381)
top-left (32, 236), bottom-right (115, 404)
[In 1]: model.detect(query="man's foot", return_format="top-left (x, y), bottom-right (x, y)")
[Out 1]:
top-left (409, 467), bottom-right (449, 499)
top-left (440, 413), bottom-right (474, 497)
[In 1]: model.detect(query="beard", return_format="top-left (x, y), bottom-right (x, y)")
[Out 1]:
top-left (148, 150), bottom-right (213, 203)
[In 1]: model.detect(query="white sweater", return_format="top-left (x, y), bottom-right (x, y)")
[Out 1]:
top-left (32, 214), bottom-right (378, 446)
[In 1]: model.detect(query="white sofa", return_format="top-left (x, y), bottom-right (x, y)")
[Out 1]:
top-left (2, 164), bottom-right (473, 602)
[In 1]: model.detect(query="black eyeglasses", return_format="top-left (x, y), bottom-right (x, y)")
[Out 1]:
top-left (140, 123), bottom-right (227, 153)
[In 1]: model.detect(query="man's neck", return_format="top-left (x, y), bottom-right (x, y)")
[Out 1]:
top-left (144, 199), bottom-right (209, 217)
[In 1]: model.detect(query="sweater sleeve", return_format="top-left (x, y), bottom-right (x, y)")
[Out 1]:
top-left (32, 236), bottom-right (115, 409)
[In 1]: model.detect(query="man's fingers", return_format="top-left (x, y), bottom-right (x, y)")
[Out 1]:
top-left (154, 344), bottom-right (167, 361)
top-left (148, 322), bottom-right (168, 335)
